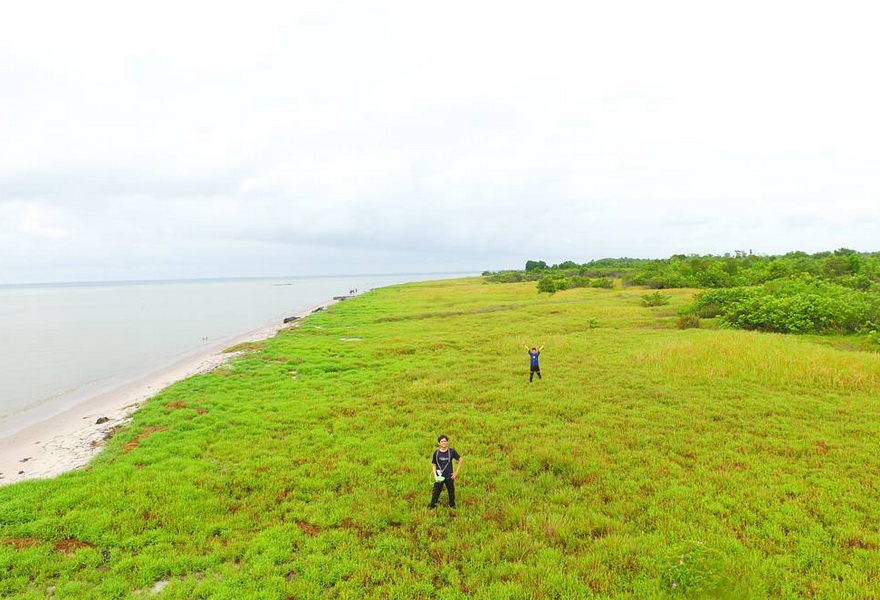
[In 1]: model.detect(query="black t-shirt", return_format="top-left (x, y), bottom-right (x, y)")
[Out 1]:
top-left (432, 448), bottom-right (460, 477)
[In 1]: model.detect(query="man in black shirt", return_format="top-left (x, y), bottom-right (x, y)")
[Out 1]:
top-left (429, 434), bottom-right (462, 509)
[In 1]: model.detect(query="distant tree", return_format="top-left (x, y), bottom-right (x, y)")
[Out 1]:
top-left (525, 260), bottom-right (547, 271)
top-left (557, 260), bottom-right (579, 270)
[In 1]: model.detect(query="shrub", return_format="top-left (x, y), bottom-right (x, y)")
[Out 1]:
top-left (690, 288), bottom-right (758, 318)
top-left (840, 274), bottom-right (875, 291)
top-left (565, 276), bottom-right (592, 289)
top-left (677, 314), bottom-right (701, 329)
top-left (689, 276), bottom-right (880, 334)
top-left (641, 291), bottom-right (671, 307)
top-left (723, 292), bottom-right (869, 334)
top-left (590, 278), bottom-right (615, 289)
top-left (537, 277), bottom-right (562, 294)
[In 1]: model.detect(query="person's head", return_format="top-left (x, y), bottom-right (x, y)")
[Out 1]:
top-left (531, 347), bottom-right (537, 352)
top-left (437, 435), bottom-right (449, 449)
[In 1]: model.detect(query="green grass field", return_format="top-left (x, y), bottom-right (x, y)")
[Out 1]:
top-left (1, 278), bottom-right (878, 599)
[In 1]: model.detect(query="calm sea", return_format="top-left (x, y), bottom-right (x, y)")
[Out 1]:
top-left (0, 273), bottom-right (472, 434)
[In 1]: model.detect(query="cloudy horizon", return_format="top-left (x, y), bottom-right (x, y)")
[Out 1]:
top-left (3, 1), bottom-right (879, 284)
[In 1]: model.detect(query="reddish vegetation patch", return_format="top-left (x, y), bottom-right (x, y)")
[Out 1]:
top-left (196, 408), bottom-right (208, 415)
top-left (715, 462), bottom-right (748, 472)
top-left (165, 400), bottom-right (188, 411)
top-left (339, 518), bottom-right (367, 538)
top-left (571, 473), bottom-right (597, 487)
top-left (223, 341), bottom-right (265, 353)
top-left (123, 427), bottom-right (167, 453)
top-left (814, 440), bottom-right (829, 455)
top-left (296, 521), bottom-right (320, 537)
top-left (846, 538), bottom-right (879, 550)
top-left (0, 537), bottom-right (40, 550)
top-left (53, 539), bottom-right (95, 554)
top-left (481, 508), bottom-right (503, 522)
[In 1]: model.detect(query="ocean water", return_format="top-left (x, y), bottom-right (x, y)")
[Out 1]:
top-left (0, 273), bottom-right (471, 434)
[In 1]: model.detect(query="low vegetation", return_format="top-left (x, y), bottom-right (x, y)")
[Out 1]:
top-left (1, 277), bottom-right (878, 598)
top-left (487, 249), bottom-right (880, 342)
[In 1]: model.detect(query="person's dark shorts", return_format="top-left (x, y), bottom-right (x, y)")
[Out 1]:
top-left (530, 365), bottom-right (540, 372)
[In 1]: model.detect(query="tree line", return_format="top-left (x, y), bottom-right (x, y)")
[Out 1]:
top-left (483, 249), bottom-right (880, 337)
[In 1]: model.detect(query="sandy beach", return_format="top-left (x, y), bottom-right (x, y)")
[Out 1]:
top-left (0, 300), bottom-right (339, 487)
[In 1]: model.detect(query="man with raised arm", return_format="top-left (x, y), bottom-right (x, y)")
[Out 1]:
top-left (524, 344), bottom-right (545, 382)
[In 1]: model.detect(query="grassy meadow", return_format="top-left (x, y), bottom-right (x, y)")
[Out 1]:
top-left (1, 277), bottom-right (879, 599)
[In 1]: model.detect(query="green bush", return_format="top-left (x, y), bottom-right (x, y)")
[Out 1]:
top-left (537, 277), bottom-right (562, 294)
top-left (689, 276), bottom-right (880, 334)
top-left (565, 276), bottom-right (592, 289)
top-left (690, 288), bottom-right (758, 318)
top-left (641, 291), bottom-right (671, 307)
top-left (590, 278), bottom-right (615, 289)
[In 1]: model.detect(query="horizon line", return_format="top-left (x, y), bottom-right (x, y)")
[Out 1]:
top-left (0, 271), bottom-right (484, 288)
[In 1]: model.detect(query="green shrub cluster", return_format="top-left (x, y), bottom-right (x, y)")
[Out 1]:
top-left (487, 249), bottom-right (880, 291)
top-left (484, 257), bottom-right (649, 283)
top-left (482, 270), bottom-right (543, 283)
top-left (689, 276), bottom-right (880, 334)
top-left (640, 291), bottom-right (671, 307)
top-left (486, 250), bottom-right (880, 341)
top-left (537, 276), bottom-right (615, 294)
top-left (623, 248), bottom-right (880, 290)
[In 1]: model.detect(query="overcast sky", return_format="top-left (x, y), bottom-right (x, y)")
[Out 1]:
top-left (2, 1), bottom-right (879, 283)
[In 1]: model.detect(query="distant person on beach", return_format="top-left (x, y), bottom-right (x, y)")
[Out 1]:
top-left (429, 435), bottom-right (462, 509)
top-left (524, 344), bottom-right (544, 382)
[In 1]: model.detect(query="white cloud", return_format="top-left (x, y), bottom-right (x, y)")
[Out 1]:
top-left (2, 0), bottom-right (880, 283)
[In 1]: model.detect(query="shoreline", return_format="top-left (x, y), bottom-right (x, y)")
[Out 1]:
top-left (0, 298), bottom-right (342, 487)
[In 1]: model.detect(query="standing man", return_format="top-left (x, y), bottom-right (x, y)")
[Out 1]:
top-left (429, 435), bottom-right (462, 509)
top-left (524, 344), bottom-right (545, 382)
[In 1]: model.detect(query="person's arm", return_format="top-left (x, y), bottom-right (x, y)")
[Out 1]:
top-left (523, 344), bottom-right (530, 351)
top-left (452, 456), bottom-right (463, 479)
top-left (430, 451), bottom-right (438, 478)
top-left (539, 344), bottom-right (545, 351)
